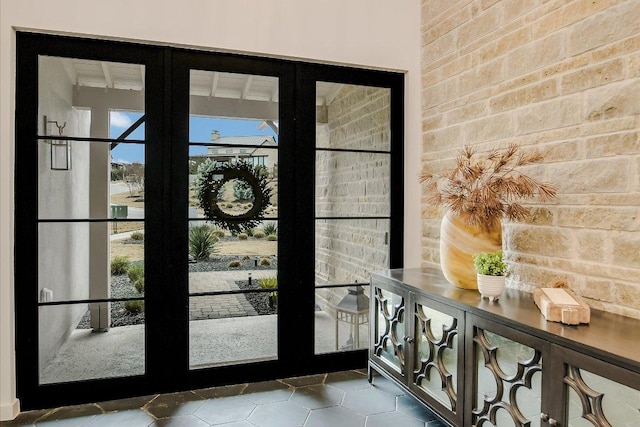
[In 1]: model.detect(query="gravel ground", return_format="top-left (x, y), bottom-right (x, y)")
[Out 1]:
top-left (188, 255), bottom-right (277, 273)
top-left (236, 280), bottom-right (277, 316)
top-left (77, 256), bottom-right (277, 329)
top-left (76, 273), bottom-right (145, 329)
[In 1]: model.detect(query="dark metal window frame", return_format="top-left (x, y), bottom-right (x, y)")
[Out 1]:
top-left (14, 32), bottom-right (404, 410)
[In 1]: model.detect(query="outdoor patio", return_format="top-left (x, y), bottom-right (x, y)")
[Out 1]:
top-left (40, 268), bottom-right (370, 384)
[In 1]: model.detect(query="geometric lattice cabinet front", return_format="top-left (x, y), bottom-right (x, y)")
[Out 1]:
top-left (368, 269), bottom-right (640, 427)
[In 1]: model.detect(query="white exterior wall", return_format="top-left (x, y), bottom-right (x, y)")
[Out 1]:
top-left (0, 0), bottom-right (422, 419)
top-left (37, 56), bottom-right (92, 372)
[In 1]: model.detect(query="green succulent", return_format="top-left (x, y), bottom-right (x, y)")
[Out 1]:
top-left (473, 250), bottom-right (507, 276)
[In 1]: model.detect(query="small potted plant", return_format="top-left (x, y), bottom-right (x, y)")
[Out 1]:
top-left (473, 250), bottom-right (507, 302)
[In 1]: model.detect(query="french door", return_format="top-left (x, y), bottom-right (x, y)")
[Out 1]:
top-left (15, 32), bottom-right (403, 410)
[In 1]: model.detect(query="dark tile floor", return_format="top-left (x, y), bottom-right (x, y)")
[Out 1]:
top-left (1, 371), bottom-right (446, 427)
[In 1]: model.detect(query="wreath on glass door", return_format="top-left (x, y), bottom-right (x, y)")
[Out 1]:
top-left (195, 160), bottom-right (272, 233)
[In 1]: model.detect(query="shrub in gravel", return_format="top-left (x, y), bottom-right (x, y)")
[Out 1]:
top-left (262, 222), bottom-right (277, 236)
top-left (189, 225), bottom-right (219, 261)
top-left (259, 257), bottom-right (271, 266)
top-left (127, 264), bottom-right (145, 294)
top-left (253, 230), bottom-right (266, 239)
top-left (133, 278), bottom-right (145, 294)
top-left (211, 228), bottom-right (226, 239)
top-left (259, 276), bottom-right (278, 307)
top-left (228, 260), bottom-right (242, 268)
top-left (111, 256), bottom-right (130, 275)
top-left (124, 300), bottom-right (144, 314)
top-left (127, 264), bottom-right (144, 283)
top-left (130, 231), bottom-right (144, 241)
top-left (237, 233), bottom-right (249, 240)
top-left (266, 234), bottom-right (277, 241)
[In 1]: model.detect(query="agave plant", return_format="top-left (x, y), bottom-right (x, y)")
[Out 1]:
top-left (188, 225), bottom-right (219, 261)
top-left (420, 144), bottom-right (556, 228)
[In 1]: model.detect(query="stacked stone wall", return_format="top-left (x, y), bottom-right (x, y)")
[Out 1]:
top-left (421, 0), bottom-right (640, 318)
top-left (315, 85), bottom-right (391, 307)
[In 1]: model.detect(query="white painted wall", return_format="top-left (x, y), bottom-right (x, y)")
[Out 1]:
top-left (37, 56), bottom-right (92, 373)
top-left (0, 0), bottom-right (421, 419)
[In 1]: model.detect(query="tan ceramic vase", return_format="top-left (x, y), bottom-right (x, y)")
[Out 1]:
top-left (439, 212), bottom-right (502, 289)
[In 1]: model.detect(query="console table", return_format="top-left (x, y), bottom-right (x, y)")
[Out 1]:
top-left (368, 268), bottom-right (640, 427)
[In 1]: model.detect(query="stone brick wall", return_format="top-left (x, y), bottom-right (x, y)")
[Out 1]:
top-left (315, 85), bottom-right (391, 307)
top-left (421, 0), bottom-right (640, 318)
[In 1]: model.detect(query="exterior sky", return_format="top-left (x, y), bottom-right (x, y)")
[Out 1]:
top-left (109, 111), bottom-right (278, 164)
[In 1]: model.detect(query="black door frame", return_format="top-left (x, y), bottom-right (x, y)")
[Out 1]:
top-left (294, 63), bottom-right (405, 373)
top-left (15, 32), bottom-right (167, 410)
top-left (15, 32), bottom-right (404, 410)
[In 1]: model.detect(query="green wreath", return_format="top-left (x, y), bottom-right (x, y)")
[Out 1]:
top-left (195, 160), bottom-right (272, 233)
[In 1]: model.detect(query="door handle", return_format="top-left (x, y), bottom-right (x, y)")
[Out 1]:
top-left (403, 336), bottom-right (414, 343)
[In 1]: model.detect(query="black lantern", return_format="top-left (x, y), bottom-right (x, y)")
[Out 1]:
top-left (45, 116), bottom-right (71, 170)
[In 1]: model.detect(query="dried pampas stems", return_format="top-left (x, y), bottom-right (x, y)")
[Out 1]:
top-left (420, 144), bottom-right (557, 228)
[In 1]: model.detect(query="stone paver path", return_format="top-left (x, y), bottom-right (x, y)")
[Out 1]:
top-left (188, 270), bottom-right (276, 320)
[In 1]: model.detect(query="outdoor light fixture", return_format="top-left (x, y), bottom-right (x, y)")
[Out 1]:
top-left (45, 116), bottom-right (71, 170)
top-left (335, 284), bottom-right (370, 351)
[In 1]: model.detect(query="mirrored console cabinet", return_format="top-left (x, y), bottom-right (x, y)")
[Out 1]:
top-left (369, 268), bottom-right (640, 427)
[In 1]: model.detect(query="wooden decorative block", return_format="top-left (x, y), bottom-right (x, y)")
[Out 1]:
top-left (533, 287), bottom-right (590, 325)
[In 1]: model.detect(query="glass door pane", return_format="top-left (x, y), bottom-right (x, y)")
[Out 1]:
top-left (187, 70), bottom-right (280, 368)
top-left (314, 82), bottom-right (392, 354)
top-left (37, 56), bottom-right (146, 383)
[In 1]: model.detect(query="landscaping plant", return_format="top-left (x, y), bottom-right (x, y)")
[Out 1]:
top-left (110, 256), bottom-right (130, 275)
top-left (259, 276), bottom-right (278, 307)
top-left (127, 264), bottom-right (145, 293)
top-left (189, 225), bottom-right (219, 261)
top-left (262, 222), bottom-right (277, 236)
top-left (259, 257), bottom-right (271, 266)
top-left (123, 300), bottom-right (144, 315)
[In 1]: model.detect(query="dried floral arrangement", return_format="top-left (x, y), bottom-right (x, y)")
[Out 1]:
top-left (420, 144), bottom-right (557, 228)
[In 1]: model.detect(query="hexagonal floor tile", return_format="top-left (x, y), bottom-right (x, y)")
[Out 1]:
top-left (396, 395), bottom-right (439, 422)
top-left (214, 422), bottom-right (257, 427)
top-left (341, 387), bottom-right (396, 416)
top-left (289, 384), bottom-right (344, 410)
top-left (365, 411), bottom-right (426, 427)
top-left (368, 376), bottom-right (407, 397)
top-left (193, 395), bottom-right (256, 425)
top-left (89, 408), bottom-right (157, 427)
top-left (242, 380), bottom-right (293, 404)
top-left (152, 414), bottom-right (211, 427)
top-left (247, 401), bottom-right (310, 427)
top-left (304, 406), bottom-right (365, 427)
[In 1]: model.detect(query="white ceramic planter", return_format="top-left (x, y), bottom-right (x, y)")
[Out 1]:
top-left (477, 274), bottom-right (505, 302)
